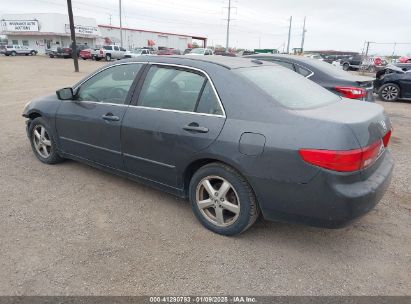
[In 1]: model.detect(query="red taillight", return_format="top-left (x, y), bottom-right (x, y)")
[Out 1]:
top-left (299, 140), bottom-right (384, 172)
top-left (382, 130), bottom-right (391, 147)
top-left (335, 86), bottom-right (367, 99)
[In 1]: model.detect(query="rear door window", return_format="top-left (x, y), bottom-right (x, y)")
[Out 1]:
top-left (236, 66), bottom-right (340, 109)
top-left (138, 66), bottom-right (206, 112)
top-left (196, 81), bottom-right (223, 115)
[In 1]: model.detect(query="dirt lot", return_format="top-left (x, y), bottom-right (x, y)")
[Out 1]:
top-left (0, 56), bottom-right (410, 296)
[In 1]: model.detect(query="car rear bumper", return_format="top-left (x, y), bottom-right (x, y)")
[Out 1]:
top-left (251, 151), bottom-right (394, 228)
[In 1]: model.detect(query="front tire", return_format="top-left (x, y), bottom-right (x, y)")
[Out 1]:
top-left (342, 63), bottom-right (350, 71)
top-left (30, 51), bottom-right (36, 56)
top-left (189, 163), bottom-right (260, 235)
top-left (11, 51), bottom-right (17, 56)
top-left (29, 117), bottom-right (63, 164)
top-left (379, 83), bottom-right (400, 102)
top-left (105, 54), bottom-right (111, 61)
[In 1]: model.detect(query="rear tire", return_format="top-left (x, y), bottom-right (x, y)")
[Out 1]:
top-left (342, 63), bottom-right (349, 71)
top-left (189, 162), bottom-right (260, 236)
top-left (30, 51), bottom-right (36, 56)
top-left (379, 83), bottom-right (400, 102)
top-left (28, 117), bottom-right (64, 165)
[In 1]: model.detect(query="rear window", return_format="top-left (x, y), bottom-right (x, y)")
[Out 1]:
top-left (304, 58), bottom-right (355, 78)
top-left (103, 46), bottom-right (112, 50)
top-left (235, 66), bottom-right (340, 109)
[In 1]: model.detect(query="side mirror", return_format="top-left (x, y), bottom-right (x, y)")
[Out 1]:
top-left (56, 87), bottom-right (74, 100)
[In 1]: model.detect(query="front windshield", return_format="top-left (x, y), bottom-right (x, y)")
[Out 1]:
top-left (235, 66), bottom-right (340, 109)
top-left (190, 48), bottom-right (205, 54)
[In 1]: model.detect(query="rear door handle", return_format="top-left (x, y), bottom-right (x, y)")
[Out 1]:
top-left (183, 122), bottom-right (209, 133)
top-left (102, 113), bottom-right (120, 121)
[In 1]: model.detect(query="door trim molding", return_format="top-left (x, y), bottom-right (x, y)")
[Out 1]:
top-left (60, 136), bottom-right (122, 155)
top-left (123, 153), bottom-right (176, 169)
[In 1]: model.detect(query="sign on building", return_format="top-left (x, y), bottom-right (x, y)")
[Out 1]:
top-left (65, 24), bottom-right (99, 36)
top-left (1, 20), bottom-right (39, 32)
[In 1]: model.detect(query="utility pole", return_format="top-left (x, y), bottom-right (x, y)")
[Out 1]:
top-left (286, 16), bottom-right (292, 54)
top-left (66, 0), bottom-right (79, 72)
top-left (225, 0), bottom-right (231, 51)
top-left (119, 0), bottom-right (123, 48)
top-left (391, 42), bottom-right (397, 61)
top-left (365, 41), bottom-right (371, 57)
top-left (300, 16), bottom-right (306, 53)
top-left (108, 13), bottom-right (112, 26)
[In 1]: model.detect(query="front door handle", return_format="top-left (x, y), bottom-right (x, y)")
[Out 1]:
top-left (183, 122), bottom-right (209, 133)
top-left (102, 113), bottom-right (120, 121)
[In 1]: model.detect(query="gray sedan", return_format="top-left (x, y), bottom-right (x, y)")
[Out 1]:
top-left (23, 56), bottom-right (394, 235)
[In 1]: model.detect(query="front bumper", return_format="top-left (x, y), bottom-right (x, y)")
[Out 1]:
top-left (250, 151), bottom-right (394, 228)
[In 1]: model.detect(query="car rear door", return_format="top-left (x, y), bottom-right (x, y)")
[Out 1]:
top-left (121, 64), bottom-right (226, 188)
top-left (55, 63), bottom-right (144, 169)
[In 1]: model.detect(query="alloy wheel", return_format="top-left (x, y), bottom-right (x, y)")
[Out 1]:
top-left (196, 176), bottom-right (240, 227)
top-left (32, 125), bottom-right (52, 158)
top-left (381, 85), bottom-right (399, 101)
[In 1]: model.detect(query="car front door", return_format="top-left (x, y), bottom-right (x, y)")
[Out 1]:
top-left (121, 64), bottom-right (226, 188)
top-left (55, 63), bottom-right (144, 169)
top-left (15, 45), bottom-right (23, 54)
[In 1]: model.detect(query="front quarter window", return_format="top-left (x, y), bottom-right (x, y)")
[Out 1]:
top-left (77, 63), bottom-right (142, 104)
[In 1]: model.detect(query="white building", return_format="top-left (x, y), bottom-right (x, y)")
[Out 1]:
top-left (0, 13), bottom-right (207, 53)
top-left (98, 25), bottom-right (207, 51)
top-left (1, 13), bottom-right (100, 54)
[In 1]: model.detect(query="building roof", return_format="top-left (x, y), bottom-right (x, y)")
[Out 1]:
top-left (98, 24), bottom-right (207, 40)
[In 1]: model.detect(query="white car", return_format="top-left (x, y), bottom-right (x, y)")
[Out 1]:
top-left (0, 45), bottom-right (38, 56)
top-left (186, 48), bottom-right (213, 56)
top-left (304, 54), bottom-right (324, 61)
top-left (124, 48), bottom-right (154, 58)
top-left (332, 60), bottom-right (343, 68)
top-left (95, 45), bottom-right (126, 61)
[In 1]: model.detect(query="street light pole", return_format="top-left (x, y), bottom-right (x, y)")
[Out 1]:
top-left (66, 0), bottom-right (79, 72)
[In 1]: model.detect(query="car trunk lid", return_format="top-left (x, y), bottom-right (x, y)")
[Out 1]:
top-left (295, 99), bottom-right (392, 175)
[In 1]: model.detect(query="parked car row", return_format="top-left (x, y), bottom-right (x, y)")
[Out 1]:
top-left (23, 55), bottom-right (394, 235)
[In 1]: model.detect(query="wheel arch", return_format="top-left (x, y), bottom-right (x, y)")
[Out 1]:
top-left (379, 81), bottom-right (402, 94)
top-left (182, 157), bottom-right (256, 198)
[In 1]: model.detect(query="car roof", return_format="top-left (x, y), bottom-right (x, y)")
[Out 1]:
top-left (121, 55), bottom-right (275, 69)
top-left (246, 53), bottom-right (319, 63)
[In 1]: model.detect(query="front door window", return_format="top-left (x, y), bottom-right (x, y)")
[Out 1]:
top-left (77, 63), bottom-right (143, 104)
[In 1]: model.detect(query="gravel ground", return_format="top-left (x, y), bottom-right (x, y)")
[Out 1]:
top-left (0, 56), bottom-right (410, 296)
